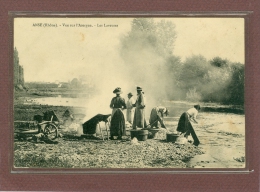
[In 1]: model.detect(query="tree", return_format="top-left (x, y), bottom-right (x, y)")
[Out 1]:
top-left (225, 63), bottom-right (244, 104)
top-left (119, 18), bottom-right (178, 100)
top-left (70, 78), bottom-right (81, 88)
top-left (165, 55), bottom-right (182, 81)
top-left (210, 57), bottom-right (229, 68)
top-left (155, 20), bottom-right (177, 57)
top-left (131, 18), bottom-right (156, 32)
top-left (178, 55), bottom-right (209, 91)
top-left (14, 47), bottom-right (20, 85)
top-left (120, 18), bottom-right (177, 60)
top-left (14, 47), bottom-right (25, 88)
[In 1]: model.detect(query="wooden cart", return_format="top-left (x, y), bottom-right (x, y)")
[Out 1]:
top-left (14, 115), bottom-right (59, 140)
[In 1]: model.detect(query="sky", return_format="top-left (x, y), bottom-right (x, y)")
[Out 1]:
top-left (14, 17), bottom-right (244, 83)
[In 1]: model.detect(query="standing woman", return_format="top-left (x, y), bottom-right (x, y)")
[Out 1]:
top-left (177, 105), bottom-right (201, 146)
top-left (109, 87), bottom-right (127, 140)
top-left (126, 92), bottom-right (135, 124)
top-left (132, 86), bottom-right (147, 129)
top-left (149, 106), bottom-right (169, 129)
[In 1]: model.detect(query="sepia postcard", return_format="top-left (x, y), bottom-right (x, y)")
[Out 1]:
top-left (13, 16), bottom-right (245, 170)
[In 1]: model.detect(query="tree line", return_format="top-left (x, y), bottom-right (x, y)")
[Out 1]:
top-left (166, 55), bottom-right (244, 105)
top-left (119, 18), bottom-right (244, 105)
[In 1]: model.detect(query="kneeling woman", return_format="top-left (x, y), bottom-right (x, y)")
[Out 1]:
top-left (109, 87), bottom-right (127, 140)
top-left (177, 105), bottom-right (201, 146)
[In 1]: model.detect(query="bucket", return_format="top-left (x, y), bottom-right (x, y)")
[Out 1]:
top-left (130, 129), bottom-right (148, 141)
top-left (137, 130), bottom-right (148, 141)
top-left (166, 133), bottom-right (179, 143)
top-left (130, 129), bottom-right (139, 139)
top-left (137, 134), bottom-right (148, 141)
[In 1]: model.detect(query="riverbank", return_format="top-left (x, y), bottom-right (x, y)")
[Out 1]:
top-left (13, 95), bottom-right (245, 169)
top-left (13, 102), bottom-right (204, 168)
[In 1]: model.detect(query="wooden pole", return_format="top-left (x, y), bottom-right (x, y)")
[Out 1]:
top-left (107, 119), bottom-right (111, 140)
top-left (14, 121), bottom-right (35, 123)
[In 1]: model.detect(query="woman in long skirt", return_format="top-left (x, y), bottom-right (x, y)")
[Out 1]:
top-left (177, 105), bottom-right (201, 146)
top-left (132, 87), bottom-right (147, 129)
top-left (109, 87), bottom-right (127, 140)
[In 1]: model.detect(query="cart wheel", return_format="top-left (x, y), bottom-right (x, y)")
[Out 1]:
top-left (44, 123), bottom-right (58, 140)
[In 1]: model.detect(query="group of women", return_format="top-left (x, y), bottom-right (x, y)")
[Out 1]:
top-left (109, 86), bottom-right (146, 140)
top-left (109, 86), bottom-right (200, 146)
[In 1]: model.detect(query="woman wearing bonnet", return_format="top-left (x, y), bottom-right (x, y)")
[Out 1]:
top-left (109, 87), bottom-right (127, 140)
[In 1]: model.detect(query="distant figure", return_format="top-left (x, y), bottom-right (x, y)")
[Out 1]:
top-left (132, 86), bottom-right (147, 129)
top-left (126, 92), bottom-right (135, 124)
top-left (177, 104), bottom-right (201, 146)
top-left (109, 87), bottom-right (127, 140)
top-left (149, 106), bottom-right (169, 129)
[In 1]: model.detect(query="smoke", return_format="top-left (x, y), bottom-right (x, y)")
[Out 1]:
top-left (82, 18), bottom-right (178, 121)
top-left (114, 20), bottom-right (179, 116)
top-left (77, 17), bottom-right (244, 123)
top-left (82, 56), bottom-right (131, 121)
top-left (118, 42), bottom-right (169, 114)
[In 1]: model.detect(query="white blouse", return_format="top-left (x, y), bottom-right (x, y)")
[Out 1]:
top-left (186, 107), bottom-right (198, 120)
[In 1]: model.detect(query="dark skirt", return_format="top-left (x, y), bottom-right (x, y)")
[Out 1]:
top-left (177, 112), bottom-right (200, 146)
top-left (110, 109), bottom-right (126, 137)
top-left (177, 112), bottom-right (191, 133)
